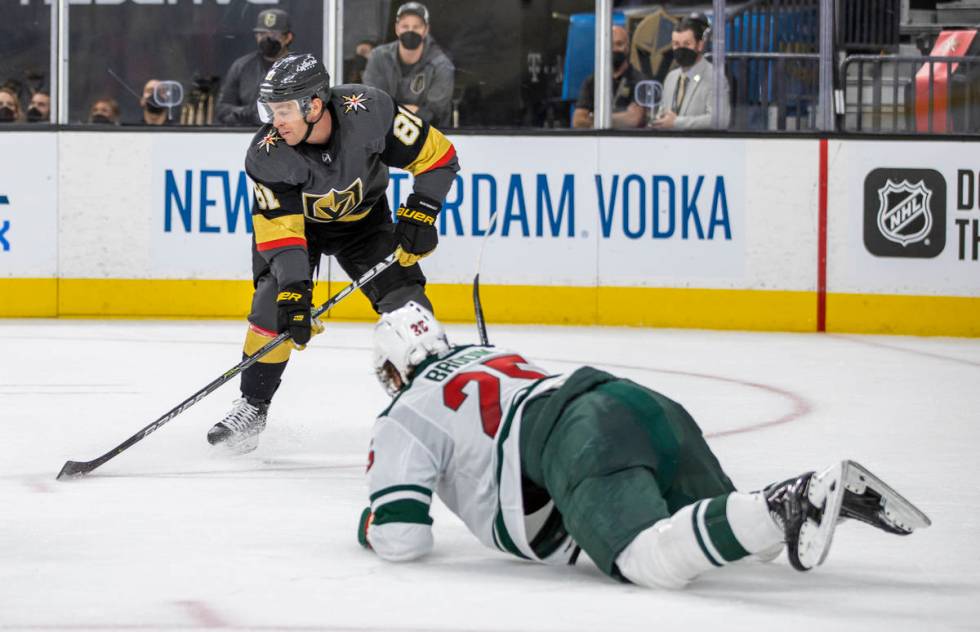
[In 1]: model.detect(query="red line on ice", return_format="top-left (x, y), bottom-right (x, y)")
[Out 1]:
top-left (175, 600), bottom-right (228, 628)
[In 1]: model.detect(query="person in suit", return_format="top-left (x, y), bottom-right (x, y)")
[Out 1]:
top-left (652, 13), bottom-right (730, 130)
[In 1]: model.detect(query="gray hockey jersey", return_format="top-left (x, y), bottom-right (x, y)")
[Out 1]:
top-left (245, 84), bottom-right (459, 282)
top-left (365, 345), bottom-right (579, 565)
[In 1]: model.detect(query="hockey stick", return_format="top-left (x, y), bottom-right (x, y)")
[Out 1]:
top-left (56, 252), bottom-right (398, 481)
top-left (471, 201), bottom-right (499, 346)
top-left (473, 273), bottom-right (489, 346)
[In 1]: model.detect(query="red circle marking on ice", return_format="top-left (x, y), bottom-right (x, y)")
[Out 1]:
top-left (540, 358), bottom-right (813, 439)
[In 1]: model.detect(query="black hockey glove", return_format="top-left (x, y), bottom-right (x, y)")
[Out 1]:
top-left (276, 282), bottom-right (320, 348)
top-left (394, 194), bottom-right (441, 267)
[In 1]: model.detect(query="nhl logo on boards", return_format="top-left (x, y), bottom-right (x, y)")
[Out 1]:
top-left (863, 168), bottom-right (946, 258)
top-left (878, 179), bottom-right (933, 246)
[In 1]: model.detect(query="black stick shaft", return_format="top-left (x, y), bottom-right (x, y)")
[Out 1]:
top-left (473, 273), bottom-right (489, 346)
top-left (56, 253), bottom-right (397, 480)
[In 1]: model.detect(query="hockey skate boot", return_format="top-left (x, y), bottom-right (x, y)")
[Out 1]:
top-left (207, 398), bottom-right (269, 454)
top-left (765, 460), bottom-right (931, 572)
top-left (764, 470), bottom-right (824, 571)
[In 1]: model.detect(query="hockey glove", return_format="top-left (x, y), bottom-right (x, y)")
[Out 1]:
top-left (276, 282), bottom-right (323, 349)
top-left (394, 194), bottom-right (441, 267)
top-left (357, 507), bottom-right (374, 549)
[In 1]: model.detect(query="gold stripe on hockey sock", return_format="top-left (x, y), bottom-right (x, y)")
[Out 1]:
top-left (244, 326), bottom-right (292, 363)
top-left (691, 501), bottom-right (723, 567)
top-left (704, 494), bottom-right (751, 562)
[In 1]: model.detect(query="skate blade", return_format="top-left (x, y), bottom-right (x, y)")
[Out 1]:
top-left (842, 460), bottom-right (932, 533)
top-left (209, 435), bottom-right (260, 456)
top-left (796, 461), bottom-right (847, 569)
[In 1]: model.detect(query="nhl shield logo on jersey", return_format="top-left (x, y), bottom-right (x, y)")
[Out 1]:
top-left (302, 179), bottom-right (366, 222)
top-left (876, 179), bottom-right (933, 246)
top-left (256, 130), bottom-right (282, 154)
top-left (863, 168), bottom-right (946, 258)
top-left (342, 93), bottom-right (370, 114)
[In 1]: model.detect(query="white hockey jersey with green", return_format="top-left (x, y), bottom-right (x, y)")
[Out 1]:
top-left (365, 344), bottom-right (580, 564)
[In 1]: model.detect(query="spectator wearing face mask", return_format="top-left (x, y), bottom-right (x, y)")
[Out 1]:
top-left (572, 25), bottom-right (646, 129)
top-left (215, 8), bottom-right (294, 126)
top-left (88, 97), bottom-right (120, 125)
top-left (362, 2), bottom-right (455, 128)
top-left (652, 13), bottom-right (730, 130)
top-left (138, 79), bottom-right (174, 125)
top-left (26, 90), bottom-right (50, 123)
top-left (0, 86), bottom-right (24, 123)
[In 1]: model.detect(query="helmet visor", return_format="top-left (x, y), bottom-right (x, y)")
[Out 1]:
top-left (256, 97), bottom-right (309, 124)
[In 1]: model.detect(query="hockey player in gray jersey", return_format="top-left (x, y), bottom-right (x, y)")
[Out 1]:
top-left (358, 303), bottom-right (930, 588)
top-left (208, 53), bottom-right (459, 452)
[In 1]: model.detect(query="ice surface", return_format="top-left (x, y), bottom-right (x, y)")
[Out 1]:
top-left (1, 319), bottom-right (978, 631)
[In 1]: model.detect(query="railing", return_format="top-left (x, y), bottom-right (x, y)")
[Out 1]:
top-left (841, 54), bottom-right (980, 134)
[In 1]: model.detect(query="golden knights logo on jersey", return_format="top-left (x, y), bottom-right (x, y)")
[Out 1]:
top-left (302, 179), bottom-right (366, 223)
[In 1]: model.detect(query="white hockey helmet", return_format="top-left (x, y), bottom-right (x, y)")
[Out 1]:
top-left (373, 302), bottom-right (450, 395)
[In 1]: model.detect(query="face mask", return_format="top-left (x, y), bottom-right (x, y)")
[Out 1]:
top-left (398, 31), bottom-right (423, 50)
top-left (0, 106), bottom-right (15, 122)
top-left (612, 51), bottom-right (628, 69)
top-left (144, 100), bottom-right (166, 115)
top-left (27, 106), bottom-right (45, 122)
top-left (90, 114), bottom-right (113, 124)
top-left (259, 36), bottom-right (283, 58)
top-left (674, 46), bottom-right (698, 68)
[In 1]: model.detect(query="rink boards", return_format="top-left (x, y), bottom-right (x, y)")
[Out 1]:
top-left (0, 131), bottom-right (977, 335)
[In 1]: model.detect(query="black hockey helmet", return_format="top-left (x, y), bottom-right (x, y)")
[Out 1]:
top-left (256, 53), bottom-right (331, 125)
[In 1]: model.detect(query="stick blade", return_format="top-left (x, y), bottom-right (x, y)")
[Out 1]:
top-left (57, 460), bottom-right (94, 480)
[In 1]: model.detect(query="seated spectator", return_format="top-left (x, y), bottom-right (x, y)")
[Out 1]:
top-left (139, 79), bottom-right (175, 126)
top-left (89, 97), bottom-right (120, 125)
top-left (651, 13), bottom-right (730, 130)
top-left (345, 39), bottom-right (376, 83)
top-left (363, 2), bottom-right (454, 127)
top-left (216, 8), bottom-right (294, 126)
top-left (356, 39), bottom-right (376, 60)
top-left (0, 86), bottom-right (24, 123)
top-left (26, 90), bottom-right (50, 123)
top-left (572, 25), bottom-right (646, 129)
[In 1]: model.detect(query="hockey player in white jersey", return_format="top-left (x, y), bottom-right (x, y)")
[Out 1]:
top-left (357, 303), bottom-right (931, 588)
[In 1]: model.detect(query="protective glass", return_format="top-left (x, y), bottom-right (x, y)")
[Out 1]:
top-left (152, 81), bottom-right (184, 108)
top-left (57, 2), bottom-right (323, 125)
top-left (256, 97), bottom-right (309, 124)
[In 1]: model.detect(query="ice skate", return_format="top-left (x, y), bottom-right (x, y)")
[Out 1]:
top-left (207, 398), bottom-right (269, 454)
top-left (836, 460), bottom-right (931, 535)
top-left (765, 460), bottom-right (931, 571)
top-left (765, 469), bottom-right (825, 571)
